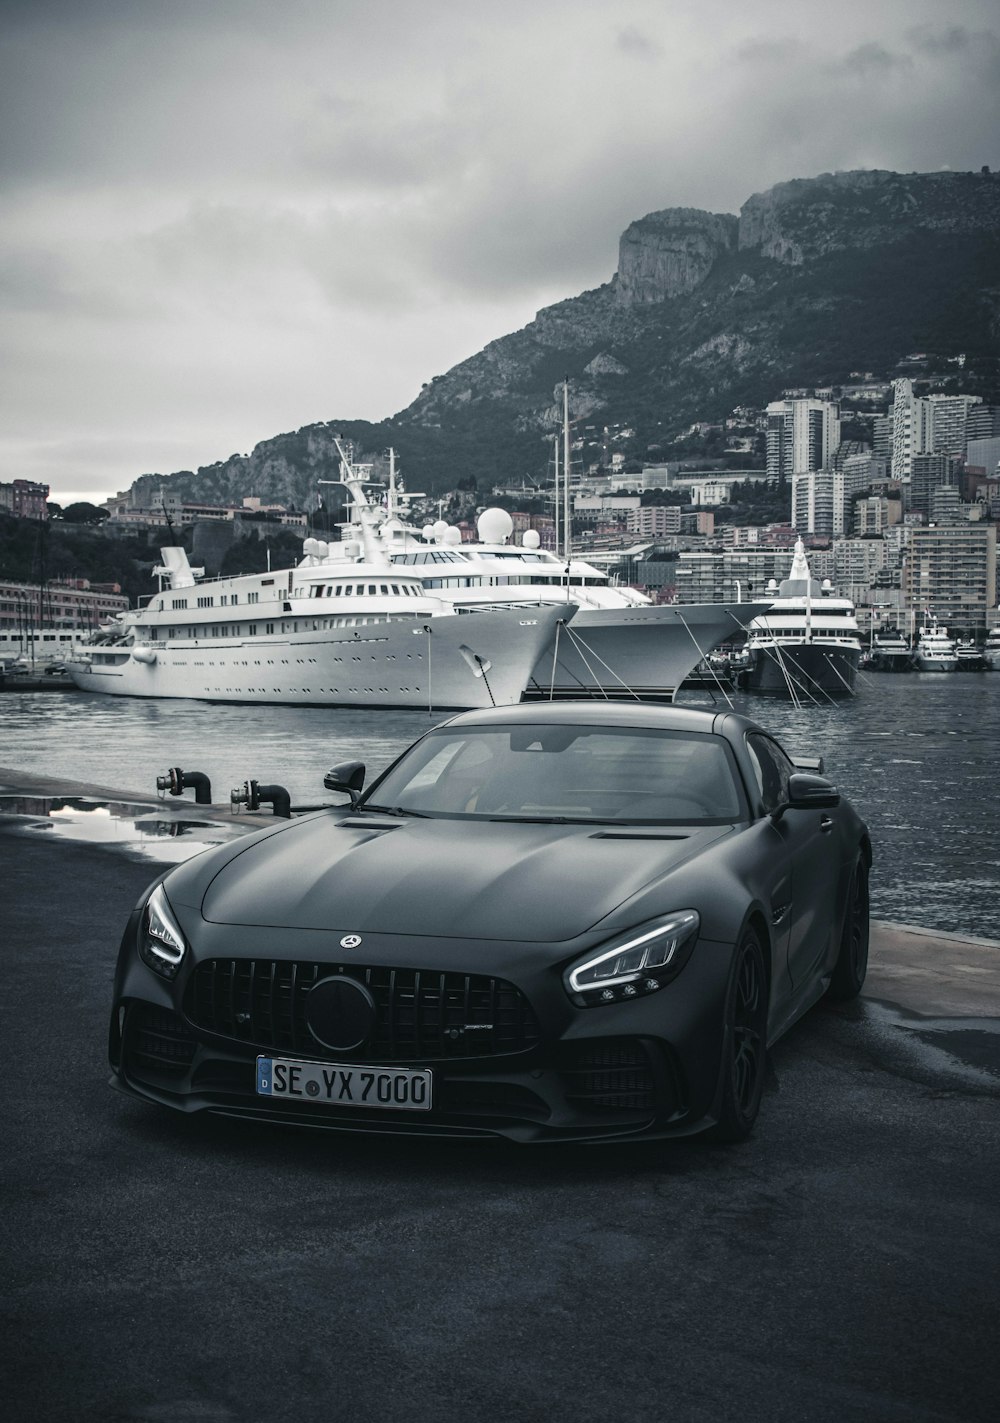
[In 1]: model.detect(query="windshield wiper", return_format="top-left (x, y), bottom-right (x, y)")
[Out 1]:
top-left (353, 803), bottom-right (430, 818)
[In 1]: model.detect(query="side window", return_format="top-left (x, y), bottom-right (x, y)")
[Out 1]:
top-left (746, 734), bottom-right (792, 814)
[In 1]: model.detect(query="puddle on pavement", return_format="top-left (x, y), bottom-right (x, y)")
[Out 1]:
top-left (0, 795), bottom-right (248, 863)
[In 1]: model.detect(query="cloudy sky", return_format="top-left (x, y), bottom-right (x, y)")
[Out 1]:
top-left (2, 0), bottom-right (997, 506)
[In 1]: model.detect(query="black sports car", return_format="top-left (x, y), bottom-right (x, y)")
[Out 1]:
top-left (110, 703), bottom-right (871, 1143)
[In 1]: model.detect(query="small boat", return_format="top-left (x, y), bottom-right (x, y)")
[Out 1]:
top-left (983, 627), bottom-right (1000, 672)
top-left (913, 619), bottom-right (958, 673)
top-left (739, 541), bottom-right (861, 700)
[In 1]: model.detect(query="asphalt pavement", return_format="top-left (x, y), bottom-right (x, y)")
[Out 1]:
top-left (2, 824), bottom-right (999, 1423)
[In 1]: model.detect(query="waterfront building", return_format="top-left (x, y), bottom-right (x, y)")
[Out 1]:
top-left (0, 576), bottom-right (129, 663)
top-left (902, 522), bottom-right (997, 634)
top-left (675, 550), bottom-right (805, 605)
top-left (833, 538), bottom-right (889, 591)
top-left (0, 479), bottom-right (50, 520)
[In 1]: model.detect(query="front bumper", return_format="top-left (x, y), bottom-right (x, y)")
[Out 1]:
top-left (109, 925), bottom-right (735, 1144)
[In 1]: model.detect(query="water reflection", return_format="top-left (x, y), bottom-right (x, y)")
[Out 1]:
top-left (0, 794), bottom-right (243, 863)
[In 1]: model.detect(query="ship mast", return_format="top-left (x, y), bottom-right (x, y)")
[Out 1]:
top-left (562, 378), bottom-right (571, 564)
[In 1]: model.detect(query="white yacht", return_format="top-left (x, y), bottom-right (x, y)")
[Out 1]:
top-left (983, 627), bottom-right (1000, 671)
top-left (324, 450), bottom-right (770, 700)
top-left (869, 629), bottom-right (913, 673)
top-left (740, 541), bottom-right (862, 698)
top-left (64, 545), bottom-right (572, 711)
top-left (913, 619), bottom-right (958, 673)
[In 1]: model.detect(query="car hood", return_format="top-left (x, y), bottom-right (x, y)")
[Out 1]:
top-left (199, 813), bottom-right (734, 942)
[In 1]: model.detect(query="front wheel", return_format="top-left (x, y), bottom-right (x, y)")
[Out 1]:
top-left (710, 929), bottom-right (768, 1142)
top-left (827, 856), bottom-right (870, 1001)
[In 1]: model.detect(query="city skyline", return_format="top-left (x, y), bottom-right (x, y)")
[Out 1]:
top-left (2, 0), bottom-right (998, 507)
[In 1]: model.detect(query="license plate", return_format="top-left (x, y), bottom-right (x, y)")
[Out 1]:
top-left (256, 1056), bottom-right (432, 1112)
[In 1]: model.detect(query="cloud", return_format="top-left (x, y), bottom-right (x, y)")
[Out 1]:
top-left (1, 0), bottom-right (998, 501)
top-left (616, 26), bottom-right (662, 60)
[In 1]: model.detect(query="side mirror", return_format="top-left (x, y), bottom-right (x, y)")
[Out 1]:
top-left (777, 772), bottom-right (840, 817)
top-left (324, 760), bottom-right (366, 804)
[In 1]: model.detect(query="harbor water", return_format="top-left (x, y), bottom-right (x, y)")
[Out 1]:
top-left (1, 673), bottom-right (997, 939)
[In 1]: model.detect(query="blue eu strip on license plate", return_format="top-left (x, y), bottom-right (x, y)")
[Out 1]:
top-left (256, 1055), bottom-right (432, 1111)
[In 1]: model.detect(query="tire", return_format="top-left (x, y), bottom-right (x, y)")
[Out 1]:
top-left (827, 856), bottom-right (870, 1002)
top-left (710, 928), bottom-right (768, 1142)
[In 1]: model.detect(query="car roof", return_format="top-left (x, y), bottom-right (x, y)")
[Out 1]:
top-left (442, 701), bottom-right (766, 740)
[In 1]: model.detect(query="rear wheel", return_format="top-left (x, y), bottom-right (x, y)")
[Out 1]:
top-left (827, 856), bottom-right (870, 1001)
top-left (711, 929), bottom-right (768, 1142)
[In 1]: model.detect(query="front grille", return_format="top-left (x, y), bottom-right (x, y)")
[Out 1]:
top-left (185, 959), bottom-right (540, 1063)
top-left (559, 1039), bottom-right (657, 1114)
top-left (128, 1004), bottom-right (197, 1078)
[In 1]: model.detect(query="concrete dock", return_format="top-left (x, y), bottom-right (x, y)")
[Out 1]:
top-left (2, 770), bottom-right (999, 1423)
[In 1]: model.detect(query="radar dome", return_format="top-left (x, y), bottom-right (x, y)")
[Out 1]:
top-left (443, 527), bottom-right (462, 546)
top-left (303, 538), bottom-right (319, 556)
top-left (421, 524), bottom-right (436, 542)
top-left (477, 508), bottom-right (514, 544)
top-left (522, 529), bottom-right (540, 550)
top-left (432, 519), bottom-right (450, 542)
top-left (315, 541), bottom-right (329, 560)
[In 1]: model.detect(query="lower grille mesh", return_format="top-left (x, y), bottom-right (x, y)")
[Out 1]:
top-left (129, 1005), bottom-right (197, 1077)
top-left (560, 1040), bottom-right (657, 1113)
top-left (185, 959), bottom-right (540, 1062)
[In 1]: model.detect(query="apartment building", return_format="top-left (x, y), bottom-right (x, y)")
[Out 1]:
top-left (903, 522), bottom-right (997, 632)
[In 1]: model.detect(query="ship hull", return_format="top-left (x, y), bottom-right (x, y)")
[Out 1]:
top-left (65, 606), bottom-right (570, 711)
top-left (913, 656), bottom-right (958, 673)
top-left (524, 602), bottom-right (771, 701)
top-left (740, 643), bottom-right (860, 697)
top-left (869, 651), bottom-right (913, 672)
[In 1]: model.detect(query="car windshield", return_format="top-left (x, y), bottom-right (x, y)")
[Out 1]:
top-left (361, 724), bottom-right (747, 824)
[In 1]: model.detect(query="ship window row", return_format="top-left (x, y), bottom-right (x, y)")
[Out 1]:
top-left (392, 551), bottom-right (467, 564)
top-left (307, 582), bottom-right (423, 598)
top-left (143, 612), bottom-right (425, 642)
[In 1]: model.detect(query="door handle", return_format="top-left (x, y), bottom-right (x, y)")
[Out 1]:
top-left (820, 816), bottom-right (834, 833)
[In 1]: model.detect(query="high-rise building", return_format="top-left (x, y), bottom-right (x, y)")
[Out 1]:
top-left (766, 398), bottom-right (841, 483)
top-left (967, 405), bottom-right (1000, 443)
top-left (873, 415), bottom-right (892, 462)
top-left (910, 454), bottom-right (960, 521)
top-left (890, 378), bottom-right (933, 479)
top-left (967, 436), bottom-right (1000, 477)
top-left (791, 448), bottom-right (875, 537)
top-left (926, 394), bottom-right (982, 455)
top-left (903, 522), bottom-right (997, 633)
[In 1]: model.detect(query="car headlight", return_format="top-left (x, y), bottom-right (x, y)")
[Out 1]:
top-left (138, 882), bottom-right (188, 980)
top-left (565, 911), bottom-right (700, 1007)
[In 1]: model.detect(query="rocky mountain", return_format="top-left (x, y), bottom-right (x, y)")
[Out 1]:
top-left (131, 167), bottom-right (1000, 508)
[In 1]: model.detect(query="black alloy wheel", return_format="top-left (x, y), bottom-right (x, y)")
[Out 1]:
top-left (827, 856), bottom-right (870, 1001)
top-left (711, 929), bottom-right (768, 1142)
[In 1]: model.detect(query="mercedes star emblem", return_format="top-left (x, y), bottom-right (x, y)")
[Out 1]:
top-left (340, 934), bottom-right (362, 949)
